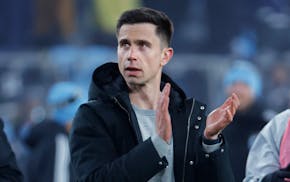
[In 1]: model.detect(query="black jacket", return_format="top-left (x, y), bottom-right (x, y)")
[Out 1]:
top-left (0, 118), bottom-right (23, 182)
top-left (223, 101), bottom-right (267, 182)
top-left (24, 120), bottom-right (70, 182)
top-left (70, 62), bottom-right (234, 182)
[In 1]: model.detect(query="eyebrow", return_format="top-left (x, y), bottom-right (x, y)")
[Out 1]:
top-left (119, 39), bottom-right (130, 45)
top-left (135, 40), bottom-right (151, 47)
top-left (119, 38), bottom-right (152, 46)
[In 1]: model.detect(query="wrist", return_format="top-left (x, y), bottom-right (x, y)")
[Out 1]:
top-left (203, 130), bottom-right (219, 140)
top-left (202, 135), bottom-right (221, 145)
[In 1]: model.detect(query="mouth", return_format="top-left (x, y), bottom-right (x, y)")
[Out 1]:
top-left (125, 67), bottom-right (141, 71)
top-left (124, 67), bottom-right (142, 76)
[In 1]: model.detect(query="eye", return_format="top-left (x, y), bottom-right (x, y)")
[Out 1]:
top-left (140, 42), bottom-right (146, 47)
top-left (122, 43), bottom-right (130, 48)
top-left (138, 41), bottom-right (150, 48)
top-left (119, 40), bottom-right (130, 48)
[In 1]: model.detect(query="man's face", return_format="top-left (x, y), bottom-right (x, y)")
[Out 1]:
top-left (117, 23), bottom-right (170, 88)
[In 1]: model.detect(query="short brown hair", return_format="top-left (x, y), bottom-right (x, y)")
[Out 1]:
top-left (116, 7), bottom-right (174, 47)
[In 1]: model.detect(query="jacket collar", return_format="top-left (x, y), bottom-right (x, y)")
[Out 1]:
top-left (88, 62), bottom-right (187, 108)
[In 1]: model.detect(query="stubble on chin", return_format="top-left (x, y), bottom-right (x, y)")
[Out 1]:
top-left (126, 78), bottom-right (146, 91)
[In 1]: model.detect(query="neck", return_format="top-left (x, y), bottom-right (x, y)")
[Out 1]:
top-left (129, 84), bottom-right (161, 110)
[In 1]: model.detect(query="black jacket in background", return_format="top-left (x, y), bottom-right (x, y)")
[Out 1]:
top-left (23, 120), bottom-right (69, 182)
top-left (70, 62), bottom-right (235, 182)
top-left (223, 101), bottom-right (267, 182)
top-left (0, 118), bottom-right (23, 182)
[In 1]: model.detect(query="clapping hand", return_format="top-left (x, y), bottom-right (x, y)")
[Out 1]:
top-left (204, 93), bottom-right (240, 140)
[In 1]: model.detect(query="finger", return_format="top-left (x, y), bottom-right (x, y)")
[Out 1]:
top-left (232, 93), bottom-right (240, 105)
top-left (216, 109), bottom-right (233, 133)
top-left (226, 93), bottom-right (240, 116)
top-left (160, 83), bottom-right (171, 107)
top-left (161, 83), bottom-right (170, 110)
top-left (221, 96), bottom-right (232, 110)
top-left (157, 83), bottom-right (171, 121)
top-left (158, 83), bottom-right (169, 108)
top-left (156, 106), bottom-right (161, 124)
top-left (229, 100), bottom-right (237, 117)
top-left (156, 94), bottom-right (164, 123)
top-left (161, 95), bottom-right (169, 113)
top-left (162, 83), bottom-right (171, 97)
top-left (231, 93), bottom-right (240, 110)
top-left (226, 108), bottom-right (234, 122)
top-left (221, 106), bottom-right (233, 123)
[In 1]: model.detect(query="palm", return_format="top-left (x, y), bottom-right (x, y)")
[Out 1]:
top-left (204, 93), bottom-right (240, 140)
top-left (156, 83), bottom-right (172, 143)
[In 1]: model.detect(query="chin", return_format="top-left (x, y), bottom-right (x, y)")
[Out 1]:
top-left (126, 79), bottom-right (145, 87)
top-left (125, 78), bottom-right (138, 85)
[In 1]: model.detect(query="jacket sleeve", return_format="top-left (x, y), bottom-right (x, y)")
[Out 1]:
top-left (195, 135), bottom-right (235, 182)
top-left (0, 119), bottom-right (23, 182)
top-left (69, 104), bottom-right (168, 182)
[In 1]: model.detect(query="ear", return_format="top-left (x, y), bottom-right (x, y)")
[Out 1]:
top-left (161, 48), bottom-right (174, 66)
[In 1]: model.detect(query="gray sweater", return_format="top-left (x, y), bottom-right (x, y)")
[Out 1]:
top-left (133, 105), bottom-right (221, 182)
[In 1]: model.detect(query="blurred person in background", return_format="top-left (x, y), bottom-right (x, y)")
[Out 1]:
top-left (70, 7), bottom-right (240, 182)
top-left (265, 61), bottom-right (290, 114)
top-left (244, 109), bottom-right (290, 182)
top-left (222, 60), bottom-right (268, 182)
top-left (0, 117), bottom-right (23, 181)
top-left (22, 82), bottom-right (85, 182)
top-left (33, 0), bottom-right (76, 46)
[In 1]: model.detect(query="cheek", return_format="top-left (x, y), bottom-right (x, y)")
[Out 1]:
top-left (148, 52), bottom-right (163, 65)
top-left (118, 58), bottom-right (125, 67)
top-left (117, 51), bottom-right (126, 65)
top-left (118, 63), bottom-right (126, 79)
top-left (117, 49), bottom-right (123, 59)
top-left (117, 56), bottom-right (124, 73)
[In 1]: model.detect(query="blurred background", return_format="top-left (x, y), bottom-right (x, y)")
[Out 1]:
top-left (1, 0), bottom-right (290, 181)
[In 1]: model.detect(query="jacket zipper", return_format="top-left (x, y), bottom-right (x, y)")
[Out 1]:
top-left (113, 96), bottom-right (142, 144)
top-left (181, 98), bottom-right (195, 182)
top-left (113, 97), bottom-right (130, 121)
top-left (114, 96), bottom-right (195, 181)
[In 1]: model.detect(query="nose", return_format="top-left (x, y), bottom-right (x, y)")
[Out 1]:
top-left (127, 46), bottom-right (137, 61)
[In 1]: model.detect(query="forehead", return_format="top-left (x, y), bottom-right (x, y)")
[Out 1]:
top-left (117, 23), bottom-right (158, 41)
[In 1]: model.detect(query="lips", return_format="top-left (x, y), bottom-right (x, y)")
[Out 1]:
top-left (124, 67), bottom-right (142, 76)
top-left (125, 67), bottom-right (141, 71)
